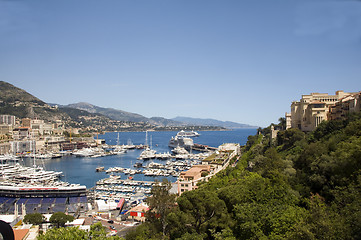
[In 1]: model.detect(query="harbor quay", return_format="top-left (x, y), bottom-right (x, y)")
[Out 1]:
top-left (0, 128), bottom-right (248, 238)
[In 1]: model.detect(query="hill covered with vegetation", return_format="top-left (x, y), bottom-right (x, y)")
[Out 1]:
top-left (0, 81), bottom-right (67, 120)
top-left (0, 81), bottom-right (226, 132)
top-left (127, 113), bottom-right (361, 240)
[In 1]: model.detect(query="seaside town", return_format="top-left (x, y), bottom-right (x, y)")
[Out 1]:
top-left (0, 89), bottom-right (360, 239)
top-left (0, 88), bottom-right (241, 239)
top-left (1, 0), bottom-right (360, 238)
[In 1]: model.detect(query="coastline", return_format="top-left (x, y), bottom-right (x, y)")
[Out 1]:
top-left (96, 127), bottom-right (258, 135)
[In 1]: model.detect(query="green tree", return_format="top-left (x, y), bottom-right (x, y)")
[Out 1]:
top-left (90, 222), bottom-right (109, 239)
top-left (145, 178), bottom-right (176, 237)
top-left (278, 117), bottom-right (286, 130)
top-left (49, 212), bottom-right (74, 228)
top-left (23, 213), bottom-right (44, 225)
top-left (177, 189), bottom-right (232, 237)
top-left (38, 224), bottom-right (122, 240)
top-left (37, 227), bottom-right (89, 240)
top-left (331, 174), bottom-right (361, 239)
top-left (125, 222), bottom-right (162, 240)
top-left (277, 128), bottom-right (305, 150)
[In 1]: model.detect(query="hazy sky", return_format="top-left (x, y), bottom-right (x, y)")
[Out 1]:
top-left (1, 0), bottom-right (360, 127)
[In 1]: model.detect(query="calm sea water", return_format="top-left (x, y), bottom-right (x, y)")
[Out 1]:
top-left (22, 129), bottom-right (256, 188)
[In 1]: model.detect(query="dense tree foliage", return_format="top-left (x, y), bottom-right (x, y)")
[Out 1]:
top-left (38, 222), bottom-right (122, 240)
top-left (146, 179), bottom-right (177, 237)
top-left (49, 212), bottom-right (74, 228)
top-left (23, 213), bottom-right (44, 225)
top-left (126, 112), bottom-right (361, 239)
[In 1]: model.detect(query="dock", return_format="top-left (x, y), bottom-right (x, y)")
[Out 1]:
top-left (190, 144), bottom-right (217, 152)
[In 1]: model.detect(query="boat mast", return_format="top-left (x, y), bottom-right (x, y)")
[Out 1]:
top-left (145, 131), bottom-right (148, 147)
top-left (33, 140), bottom-right (36, 172)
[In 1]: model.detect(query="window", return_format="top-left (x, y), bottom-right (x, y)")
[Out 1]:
top-left (313, 104), bottom-right (324, 108)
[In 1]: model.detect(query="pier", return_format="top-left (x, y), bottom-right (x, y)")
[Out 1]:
top-left (189, 144), bottom-right (217, 152)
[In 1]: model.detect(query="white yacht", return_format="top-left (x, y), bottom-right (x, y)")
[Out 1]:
top-left (176, 130), bottom-right (200, 138)
top-left (171, 146), bottom-right (189, 155)
top-left (72, 148), bottom-right (95, 157)
top-left (0, 163), bottom-right (86, 198)
top-left (138, 148), bottom-right (156, 160)
top-left (168, 136), bottom-right (194, 149)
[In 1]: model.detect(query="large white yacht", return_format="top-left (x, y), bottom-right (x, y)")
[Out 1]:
top-left (168, 136), bottom-right (194, 149)
top-left (176, 130), bottom-right (200, 138)
top-left (0, 163), bottom-right (86, 198)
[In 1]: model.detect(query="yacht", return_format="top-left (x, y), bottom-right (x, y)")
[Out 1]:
top-left (0, 163), bottom-right (86, 198)
top-left (138, 148), bottom-right (156, 160)
top-left (176, 130), bottom-right (200, 138)
top-left (72, 148), bottom-right (95, 157)
top-left (168, 136), bottom-right (194, 149)
top-left (171, 146), bottom-right (189, 155)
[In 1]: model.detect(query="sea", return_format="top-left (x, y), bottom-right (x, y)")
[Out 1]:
top-left (22, 129), bottom-right (257, 188)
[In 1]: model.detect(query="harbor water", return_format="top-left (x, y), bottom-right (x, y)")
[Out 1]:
top-left (22, 129), bottom-right (257, 188)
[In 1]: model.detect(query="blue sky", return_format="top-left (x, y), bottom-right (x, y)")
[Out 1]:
top-left (0, 0), bottom-right (360, 127)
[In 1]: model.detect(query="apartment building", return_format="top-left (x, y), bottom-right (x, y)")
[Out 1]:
top-left (22, 118), bottom-right (31, 128)
top-left (287, 91), bottom-right (356, 132)
top-left (31, 119), bottom-right (53, 136)
top-left (0, 115), bottom-right (16, 126)
top-left (0, 124), bottom-right (12, 136)
top-left (10, 140), bottom-right (36, 154)
top-left (329, 92), bottom-right (361, 121)
top-left (177, 165), bottom-right (211, 195)
top-left (0, 143), bottom-right (11, 155)
top-left (177, 143), bottom-right (240, 195)
top-left (12, 127), bottom-right (32, 140)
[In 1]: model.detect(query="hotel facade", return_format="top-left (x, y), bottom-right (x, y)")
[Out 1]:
top-left (286, 91), bottom-right (360, 132)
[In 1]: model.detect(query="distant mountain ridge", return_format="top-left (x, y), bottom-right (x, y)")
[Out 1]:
top-left (65, 102), bottom-right (184, 126)
top-left (0, 81), bottom-right (257, 129)
top-left (65, 103), bottom-right (257, 128)
top-left (66, 102), bottom-right (149, 123)
top-left (0, 81), bottom-right (68, 121)
top-left (172, 116), bottom-right (258, 129)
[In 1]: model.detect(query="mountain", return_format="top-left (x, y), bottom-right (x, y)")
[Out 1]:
top-left (65, 103), bottom-right (256, 128)
top-left (0, 81), bottom-right (252, 130)
top-left (66, 102), bottom-right (150, 122)
top-left (149, 117), bottom-right (185, 127)
top-left (66, 102), bottom-right (183, 127)
top-left (0, 81), bottom-right (126, 128)
top-left (0, 81), bottom-right (45, 104)
top-left (172, 116), bottom-right (258, 129)
top-left (0, 81), bottom-right (68, 121)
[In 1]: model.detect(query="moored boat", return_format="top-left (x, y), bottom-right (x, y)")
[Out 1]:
top-left (176, 130), bottom-right (200, 138)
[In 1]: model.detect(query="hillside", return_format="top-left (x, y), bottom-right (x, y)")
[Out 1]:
top-left (0, 82), bottom-right (224, 132)
top-left (172, 116), bottom-right (258, 128)
top-left (66, 102), bottom-right (184, 127)
top-left (127, 113), bottom-right (361, 239)
top-left (0, 81), bottom-right (68, 121)
top-left (0, 81), bottom-right (146, 131)
top-left (66, 102), bottom-right (149, 123)
top-left (0, 81), bottom-right (45, 104)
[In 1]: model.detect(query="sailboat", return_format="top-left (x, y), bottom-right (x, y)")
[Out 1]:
top-left (138, 131), bottom-right (156, 160)
top-left (113, 133), bottom-right (127, 154)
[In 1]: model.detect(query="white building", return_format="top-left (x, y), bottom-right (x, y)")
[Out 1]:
top-left (0, 115), bottom-right (16, 126)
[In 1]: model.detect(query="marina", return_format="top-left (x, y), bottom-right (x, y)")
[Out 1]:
top-left (0, 129), bottom-right (256, 217)
top-left (0, 129), bottom-right (256, 188)
top-left (0, 128), bottom-right (256, 237)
